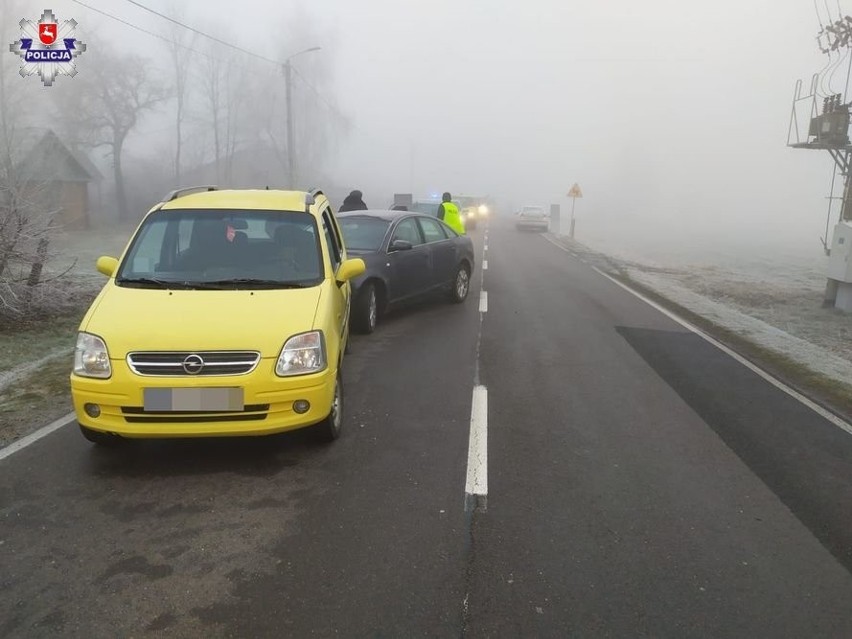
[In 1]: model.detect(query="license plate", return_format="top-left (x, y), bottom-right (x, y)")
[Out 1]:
top-left (143, 388), bottom-right (244, 412)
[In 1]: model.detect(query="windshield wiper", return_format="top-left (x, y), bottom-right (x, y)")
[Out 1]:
top-left (115, 276), bottom-right (181, 289)
top-left (187, 278), bottom-right (312, 290)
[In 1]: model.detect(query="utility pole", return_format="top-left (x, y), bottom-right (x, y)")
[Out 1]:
top-left (788, 10), bottom-right (852, 311)
top-left (284, 60), bottom-right (294, 189)
top-left (281, 46), bottom-right (321, 190)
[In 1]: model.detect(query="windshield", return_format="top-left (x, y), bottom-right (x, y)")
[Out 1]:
top-left (338, 217), bottom-right (390, 251)
top-left (115, 209), bottom-right (323, 289)
top-left (522, 206), bottom-right (545, 215)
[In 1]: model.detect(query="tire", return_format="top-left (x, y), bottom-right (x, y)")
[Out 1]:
top-left (79, 424), bottom-right (124, 447)
top-left (449, 264), bottom-right (471, 304)
top-left (352, 282), bottom-right (378, 334)
top-left (314, 372), bottom-right (343, 442)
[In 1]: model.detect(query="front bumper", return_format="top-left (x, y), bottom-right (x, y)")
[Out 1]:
top-left (70, 361), bottom-right (336, 438)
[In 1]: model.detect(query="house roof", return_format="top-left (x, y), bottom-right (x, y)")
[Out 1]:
top-left (14, 128), bottom-right (102, 183)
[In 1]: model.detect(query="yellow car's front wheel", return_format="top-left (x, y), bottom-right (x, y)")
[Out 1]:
top-left (314, 371), bottom-right (343, 442)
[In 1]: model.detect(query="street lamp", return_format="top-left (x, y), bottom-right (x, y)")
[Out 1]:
top-left (282, 46), bottom-right (322, 189)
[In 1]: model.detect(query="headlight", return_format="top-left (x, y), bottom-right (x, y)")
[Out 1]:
top-left (74, 332), bottom-right (111, 379)
top-left (275, 331), bottom-right (326, 377)
top-left (478, 205), bottom-right (488, 215)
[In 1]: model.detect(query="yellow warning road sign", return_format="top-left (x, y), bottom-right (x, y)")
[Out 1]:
top-left (567, 183), bottom-right (583, 198)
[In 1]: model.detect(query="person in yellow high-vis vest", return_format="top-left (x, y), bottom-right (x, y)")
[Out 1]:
top-left (436, 191), bottom-right (466, 235)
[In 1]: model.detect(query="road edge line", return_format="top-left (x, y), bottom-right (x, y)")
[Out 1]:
top-left (0, 412), bottom-right (76, 462)
top-left (595, 268), bottom-right (852, 436)
top-left (540, 233), bottom-right (852, 436)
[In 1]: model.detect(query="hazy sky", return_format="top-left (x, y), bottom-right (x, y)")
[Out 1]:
top-left (16, 0), bottom-right (851, 251)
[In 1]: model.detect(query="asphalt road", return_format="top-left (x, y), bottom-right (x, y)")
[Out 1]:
top-left (2, 217), bottom-right (852, 638)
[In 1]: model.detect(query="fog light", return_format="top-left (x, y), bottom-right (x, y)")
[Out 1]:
top-left (293, 400), bottom-right (310, 414)
top-left (84, 403), bottom-right (101, 418)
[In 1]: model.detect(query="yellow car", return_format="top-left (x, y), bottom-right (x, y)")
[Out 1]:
top-left (70, 187), bottom-right (365, 446)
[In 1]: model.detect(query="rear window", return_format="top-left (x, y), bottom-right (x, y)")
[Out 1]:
top-left (338, 217), bottom-right (391, 251)
top-left (410, 201), bottom-right (439, 216)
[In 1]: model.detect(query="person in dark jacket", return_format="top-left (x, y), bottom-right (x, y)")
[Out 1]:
top-left (339, 190), bottom-right (368, 212)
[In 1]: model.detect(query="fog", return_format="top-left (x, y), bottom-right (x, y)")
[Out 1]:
top-left (4, 0), bottom-right (847, 260)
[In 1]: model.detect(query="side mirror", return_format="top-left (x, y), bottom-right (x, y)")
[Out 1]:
top-left (96, 256), bottom-right (119, 277)
top-left (336, 258), bottom-right (366, 283)
top-left (389, 239), bottom-right (413, 252)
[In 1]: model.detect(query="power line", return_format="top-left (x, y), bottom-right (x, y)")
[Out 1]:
top-left (69, 0), bottom-right (354, 131)
top-left (290, 66), bottom-right (348, 122)
top-left (119, 0), bottom-right (282, 66)
top-left (69, 0), bottom-right (220, 64)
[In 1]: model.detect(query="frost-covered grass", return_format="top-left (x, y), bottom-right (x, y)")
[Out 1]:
top-left (0, 313), bottom-right (81, 375)
top-left (48, 223), bottom-right (136, 283)
top-left (0, 225), bottom-right (134, 446)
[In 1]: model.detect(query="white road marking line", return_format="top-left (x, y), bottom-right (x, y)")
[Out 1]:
top-left (483, 260), bottom-right (488, 270)
top-left (594, 268), bottom-right (852, 436)
top-left (0, 412), bottom-right (75, 462)
top-left (464, 385), bottom-right (488, 501)
top-left (540, 233), bottom-right (852, 435)
top-left (484, 244), bottom-right (488, 252)
top-left (479, 291), bottom-right (488, 313)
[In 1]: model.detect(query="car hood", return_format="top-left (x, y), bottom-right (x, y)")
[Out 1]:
top-left (83, 283), bottom-right (322, 357)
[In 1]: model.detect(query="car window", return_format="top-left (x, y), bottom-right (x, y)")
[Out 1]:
top-left (322, 209), bottom-right (342, 269)
top-left (325, 205), bottom-right (346, 257)
top-left (392, 218), bottom-right (424, 245)
top-left (418, 217), bottom-right (449, 243)
top-left (339, 217), bottom-right (391, 251)
top-left (439, 220), bottom-right (459, 238)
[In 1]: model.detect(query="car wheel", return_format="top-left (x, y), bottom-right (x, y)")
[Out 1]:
top-left (352, 282), bottom-right (378, 334)
top-left (79, 424), bottom-right (124, 447)
top-left (315, 372), bottom-right (343, 442)
top-left (449, 264), bottom-right (471, 304)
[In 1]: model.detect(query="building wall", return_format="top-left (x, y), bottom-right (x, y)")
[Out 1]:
top-left (20, 180), bottom-right (90, 230)
top-left (60, 182), bottom-right (89, 230)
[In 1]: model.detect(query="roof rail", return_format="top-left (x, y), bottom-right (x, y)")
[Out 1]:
top-left (304, 188), bottom-right (324, 207)
top-left (162, 185), bottom-right (218, 202)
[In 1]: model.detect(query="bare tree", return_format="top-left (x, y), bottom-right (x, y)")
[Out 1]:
top-left (198, 42), bottom-right (224, 182)
top-left (164, 4), bottom-right (196, 185)
top-left (184, 12), bottom-right (346, 189)
top-left (56, 54), bottom-right (169, 221)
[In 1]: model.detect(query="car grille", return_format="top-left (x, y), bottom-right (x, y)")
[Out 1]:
top-left (126, 351), bottom-right (261, 377)
top-left (120, 405), bottom-right (270, 423)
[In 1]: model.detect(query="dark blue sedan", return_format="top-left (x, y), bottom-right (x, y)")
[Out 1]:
top-left (337, 210), bottom-right (476, 334)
